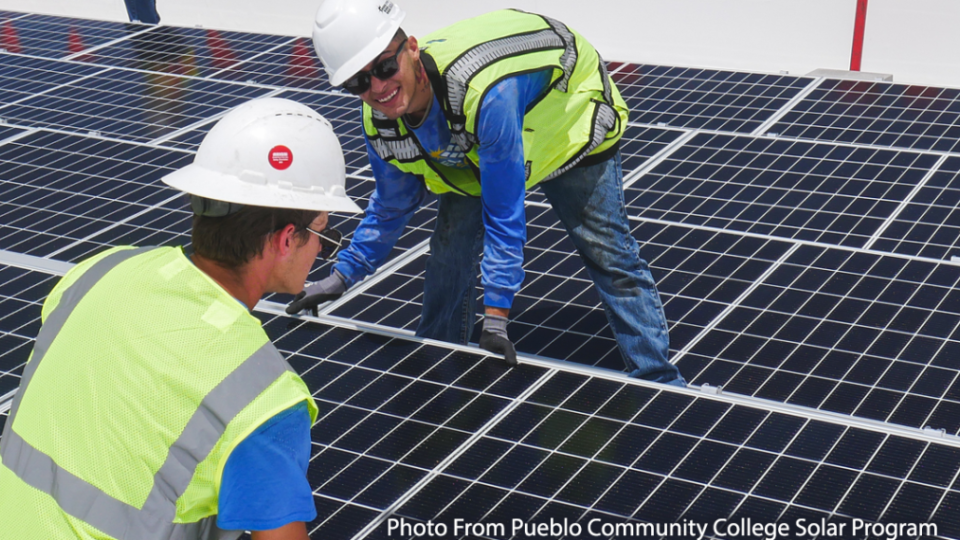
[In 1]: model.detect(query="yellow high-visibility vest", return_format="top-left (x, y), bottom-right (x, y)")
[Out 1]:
top-left (363, 9), bottom-right (629, 196)
top-left (0, 246), bottom-right (317, 540)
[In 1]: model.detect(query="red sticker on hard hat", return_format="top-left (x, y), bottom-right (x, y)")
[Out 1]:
top-left (269, 145), bottom-right (293, 170)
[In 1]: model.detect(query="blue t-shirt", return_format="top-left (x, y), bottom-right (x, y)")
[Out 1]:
top-left (217, 401), bottom-right (315, 531)
top-left (335, 69), bottom-right (553, 309)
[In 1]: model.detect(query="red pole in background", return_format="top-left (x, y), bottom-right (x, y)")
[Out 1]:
top-left (850, 0), bottom-right (868, 71)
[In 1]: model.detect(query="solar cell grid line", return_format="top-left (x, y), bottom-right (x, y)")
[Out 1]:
top-left (0, 67), bottom-right (274, 142)
top-left (769, 78), bottom-right (960, 154)
top-left (0, 13), bottom-right (145, 60)
top-left (212, 36), bottom-right (336, 93)
top-left (623, 132), bottom-right (941, 248)
top-left (670, 242), bottom-right (801, 365)
top-left (329, 207), bottom-right (796, 373)
top-left (863, 153), bottom-right (951, 251)
top-left (253, 314), bottom-right (554, 540)
top-left (612, 63), bottom-right (813, 133)
top-left (82, 24), bottom-right (291, 79)
top-left (0, 53), bottom-right (106, 106)
top-left (46, 191), bottom-right (187, 262)
top-left (679, 243), bottom-right (960, 435)
top-left (371, 370), bottom-right (960, 540)
top-left (870, 156), bottom-right (960, 260)
top-left (750, 76), bottom-right (824, 137)
top-left (0, 125), bottom-right (29, 143)
top-left (0, 129), bottom-right (193, 257)
top-left (370, 372), bottom-right (630, 537)
top-left (0, 11), bottom-right (29, 21)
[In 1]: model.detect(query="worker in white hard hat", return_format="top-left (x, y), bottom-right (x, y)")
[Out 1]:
top-left (0, 97), bottom-right (360, 540)
top-left (294, 0), bottom-right (685, 385)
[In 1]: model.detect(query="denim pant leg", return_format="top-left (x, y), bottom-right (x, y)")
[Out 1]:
top-left (415, 192), bottom-right (485, 345)
top-left (124, 0), bottom-right (160, 24)
top-left (539, 151), bottom-right (685, 386)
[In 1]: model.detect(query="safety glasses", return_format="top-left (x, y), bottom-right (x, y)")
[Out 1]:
top-left (340, 40), bottom-right (406, 95)
top-left (305, 226), bottom-right (343, 260)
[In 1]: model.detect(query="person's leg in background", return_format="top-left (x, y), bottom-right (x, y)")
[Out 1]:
top-left (124, 0), bottom-right (160, 24)
top-left (415, 192), bottom-right (485, 345)
top-left (540, 151), bottom-right (685, 386)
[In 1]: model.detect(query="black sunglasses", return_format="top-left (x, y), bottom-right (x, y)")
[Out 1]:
top-left (305, 226), bottom-right (343, 260)
top-left (340, 40), bottom-right (406, 95)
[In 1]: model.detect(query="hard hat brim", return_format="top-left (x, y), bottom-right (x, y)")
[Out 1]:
top-left (163, 163), bottom-right (364, 215)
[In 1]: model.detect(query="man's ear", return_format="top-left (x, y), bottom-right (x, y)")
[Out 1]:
top-left (273, 224), bottom-right (299, 257)
top-left (408, 36), bottom-right (420, 61)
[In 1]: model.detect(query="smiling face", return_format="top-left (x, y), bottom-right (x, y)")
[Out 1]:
top-left (358, 36), bottom-right (433, 122)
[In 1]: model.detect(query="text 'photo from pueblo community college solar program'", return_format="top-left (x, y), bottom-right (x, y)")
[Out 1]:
top-left (0, 6), bottom-right (960, 540)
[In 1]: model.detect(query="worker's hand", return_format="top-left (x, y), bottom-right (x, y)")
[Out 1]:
top-left (285, 270), bottom-right (347, 316)
top-left (478, 314), bottom-right (517, 367)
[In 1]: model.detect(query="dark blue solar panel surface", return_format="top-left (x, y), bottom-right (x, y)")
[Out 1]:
top-left (331, 208), bottom-right (794, 373)
top-left (368, 370), bottom-right (960, 539)
top-left (84, 25), bottom-right (291, 79)
top-left (612, 63), bottom-right (812, 133)
top-left (772, 79), bottom-right (960, 153)
top-left (872, 156), bottom-right (960, 260)
top-left (625, 133), bottom-right (939, 247)
top-left (0, 13), bottom-right (144, 59)
top-left (0, 130), bottom-right (192, 257)
top-left (217, 36), bottom-right (336, 92)
top-left (2, 12), bottom-right (960, 538)
top-left (0, 54), bottom-right (104, 105)
top-left (0, 67), bottom-right (272, 142)
top-left (260, 316), bottom-right (550, 539)
top-left (678, 244), bottom-right (960, 435)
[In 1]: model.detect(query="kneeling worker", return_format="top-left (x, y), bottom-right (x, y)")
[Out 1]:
top-left (0, 98), bottom-right (361, 539)
top-left (295, 0), bottom-right (684, 385)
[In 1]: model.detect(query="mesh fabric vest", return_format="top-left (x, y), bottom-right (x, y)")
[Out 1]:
top-left (362, 9), bottom-right (630, 196)
top-left (0, 246), bottom-right (317, 540)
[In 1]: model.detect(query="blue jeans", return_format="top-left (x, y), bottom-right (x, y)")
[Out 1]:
top-left (124, 0), bottom-right (160, 24)
top-left (415, 151), bottom-right (685, 386)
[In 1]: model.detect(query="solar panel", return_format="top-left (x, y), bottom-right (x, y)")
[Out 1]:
top-left (624, 133), bottom-right (941, 247)
top-left (0, 13), bottom-right (142, 60)
top-left (613, 63), bottom-right (813, 133)
top-left (259, 314), bottom-right (551, 539)
top-left (83, 25), bottom-right (291, 79)
top-left (328, 207), bottom-right (796, 372)
top-left (216, 36), bottom-right (336, 93)
top-left (4, 10), bottom-right (960, 538)
top-left (0, 67), bottom-right (273, 142)
top-left (0, 53), bottom-right (104, 105)
top-left (382, 370), bottom-right (960, 539)
top-left (677, 243), bottom-right (960, 434)
top-left (0, 130), bottom-right (192, 258)
top-left (871, 156), bottom-right (960, 260)
top-left (771, 79), bottom-right (960, 153)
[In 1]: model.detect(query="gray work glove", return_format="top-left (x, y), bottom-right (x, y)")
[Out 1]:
top-left (478, 314), bottom-right (517, 367)
top-left (286, 270), bottom-right (347, 316)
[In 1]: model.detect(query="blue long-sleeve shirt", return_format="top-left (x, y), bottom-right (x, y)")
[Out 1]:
top-left (334, 69), bottom-right (553, 309)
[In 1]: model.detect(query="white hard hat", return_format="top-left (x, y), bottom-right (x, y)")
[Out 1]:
top-left (162, 97), bottom-right (361, 214)
top-left (312, 0), bottom-right (406, 87)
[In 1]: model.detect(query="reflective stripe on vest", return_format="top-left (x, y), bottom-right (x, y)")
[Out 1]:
top-left (442, 16), bottom-right (577, 152)
top-left (364, 10), bottom-right (626, 196)
top-left (543, 95), bottom-right (619, 181)
top-left (0, 247), bottom-right (292, 540)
